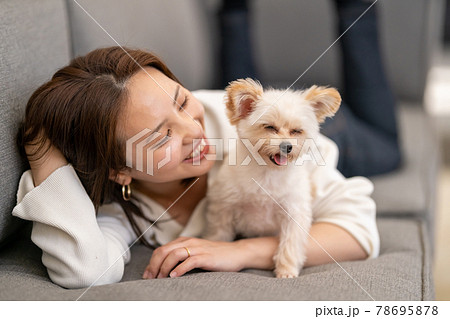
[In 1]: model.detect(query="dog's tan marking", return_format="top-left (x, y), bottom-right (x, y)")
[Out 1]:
top-left (225, 78), bottom-right (264, 125)
top-left (304, 85), bottom-right (341, 123)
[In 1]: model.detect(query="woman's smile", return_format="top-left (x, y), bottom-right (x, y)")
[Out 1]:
top-left (183, 136), bottom-right (210, 163)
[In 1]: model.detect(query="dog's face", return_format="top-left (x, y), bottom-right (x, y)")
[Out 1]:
top-left (225, 78), bottom-right (341, 167)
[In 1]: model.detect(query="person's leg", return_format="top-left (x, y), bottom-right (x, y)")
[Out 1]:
top-left (322, 0), bottom-right (401, 177)
top-left (219, 0), bottom-right (257, 88)
top-left (336, 0), bottom-right (397, 136)
top-left (322, 102), bottom-right (401, 177)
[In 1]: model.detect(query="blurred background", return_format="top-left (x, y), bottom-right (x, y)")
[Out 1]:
top-left (427, 0), bottom-right (450, 301)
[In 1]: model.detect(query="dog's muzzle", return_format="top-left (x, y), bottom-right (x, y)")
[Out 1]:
top-left (269, 141), bottom-right (292, 166)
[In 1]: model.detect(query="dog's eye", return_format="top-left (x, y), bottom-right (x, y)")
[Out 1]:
top-left (291, 129), bottom-right (303, 135)
top-left (264, 125), bottom-right (278, 132)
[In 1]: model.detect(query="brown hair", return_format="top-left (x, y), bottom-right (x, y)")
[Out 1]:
top-left (17, 46), bottom-right (189, 249)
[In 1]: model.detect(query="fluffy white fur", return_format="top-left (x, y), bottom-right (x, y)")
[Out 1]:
top-left (203, 79), bottom-right (341, 278)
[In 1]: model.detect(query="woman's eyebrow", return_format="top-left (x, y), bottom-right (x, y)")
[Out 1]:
top-left (151, 119), bottom-right (168, 134)
top-left (172, 85), bottom-right (180, 106)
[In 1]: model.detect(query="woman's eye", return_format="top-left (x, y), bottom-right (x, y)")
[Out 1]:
top-left (179, 96), bottom-right (189, 111)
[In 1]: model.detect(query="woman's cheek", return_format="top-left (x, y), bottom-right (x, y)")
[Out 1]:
top-left (154, 143), bottom-right (182, 170)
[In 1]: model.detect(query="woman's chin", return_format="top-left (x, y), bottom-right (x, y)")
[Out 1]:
top-left (182, 154), bottom-right (215, 176)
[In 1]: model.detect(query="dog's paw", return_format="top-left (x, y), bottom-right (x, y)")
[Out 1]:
top-left (274, 266), bottom-right (299, 279)
top-left (276, 272), bottom-right (298, 279)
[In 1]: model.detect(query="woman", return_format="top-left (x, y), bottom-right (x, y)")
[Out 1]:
top-left (13, 47), bottom-right (378, 289)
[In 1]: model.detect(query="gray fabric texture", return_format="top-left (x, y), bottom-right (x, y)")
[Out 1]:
top-left (0, 218), bottom-right (434, 300)
top-left (66, 0), bottom-right (216, 91)
top-left (0, 0), bottom-right (71, 245)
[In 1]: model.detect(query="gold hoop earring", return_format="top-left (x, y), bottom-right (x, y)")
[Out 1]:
top-left (122, 184), bottom-right (131, 201)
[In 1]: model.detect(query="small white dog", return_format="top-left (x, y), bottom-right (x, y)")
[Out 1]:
top-left (203, 78), bottom-right (341, 278)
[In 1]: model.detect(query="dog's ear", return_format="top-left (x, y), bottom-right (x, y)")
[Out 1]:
top-left (304, 85), bottom-right (341, 123)
top-left (225, 78), bottom-right (263, 125)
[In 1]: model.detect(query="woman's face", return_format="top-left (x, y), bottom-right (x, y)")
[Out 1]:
top-left (121, 67), bottom-right (215, 183)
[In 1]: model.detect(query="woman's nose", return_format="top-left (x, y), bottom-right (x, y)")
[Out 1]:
top-left (181, 118), bottom-right (203, 143)
top-left (179, 95), bottom-right (205, 141)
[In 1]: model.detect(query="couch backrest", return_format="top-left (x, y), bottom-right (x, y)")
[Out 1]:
top-left (66, 0), bottom-right (217, 91)
top-left (249, 0), bottom-right (444, 103)
top-left (0, 0), bottom-right (71, 245)
top-left (67, 0), bottom-right (444, 102)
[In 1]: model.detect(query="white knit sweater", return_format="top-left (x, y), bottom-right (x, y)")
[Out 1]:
top-left (12, 90), bottom-right (380, 289)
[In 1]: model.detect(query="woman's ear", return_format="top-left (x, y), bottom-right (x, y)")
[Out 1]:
top-left (225, 78), bottom-right (263, 125)
top-left (304, 85), bottom-right (341, 123)
top-left (109, 168), bottom-right (132, 186)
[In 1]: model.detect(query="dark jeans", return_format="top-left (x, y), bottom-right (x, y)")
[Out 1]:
top-left (219, 0), bottom-right (257, 87)
top-left (219, 0), bottom-right (402, 177)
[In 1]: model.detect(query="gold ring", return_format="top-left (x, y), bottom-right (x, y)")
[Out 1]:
top-left (184, 247), bottom-right (191, 258)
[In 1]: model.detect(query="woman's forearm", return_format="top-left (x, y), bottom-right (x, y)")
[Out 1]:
top-left (303, 222), bottom-right (368, 267)
top-left (237, 222), bottom-right (368, 270)
top-left (25, 139), bottom-right (68, 186)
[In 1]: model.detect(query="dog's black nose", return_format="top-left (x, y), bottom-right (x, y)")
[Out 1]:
top-left (280, 141), bottom-right (292, 154)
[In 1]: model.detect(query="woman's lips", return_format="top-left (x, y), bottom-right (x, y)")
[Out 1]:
top-left (183, 136), bottom-right (210, 163)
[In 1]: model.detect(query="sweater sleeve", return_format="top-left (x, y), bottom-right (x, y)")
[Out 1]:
top-left (12, 164), bottom-right (137, 289)
top-left (310, 135), bottom-right (380, 259)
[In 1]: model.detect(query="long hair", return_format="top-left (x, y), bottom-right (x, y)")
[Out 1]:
top-left (17, 46), bottom-right (193, 249)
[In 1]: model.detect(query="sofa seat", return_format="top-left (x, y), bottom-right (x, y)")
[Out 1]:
top-left (0, 217), bottom-right (433, 301)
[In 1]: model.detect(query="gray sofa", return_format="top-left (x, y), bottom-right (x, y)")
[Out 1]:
top-left (0, 0), bottom-right (443, 300)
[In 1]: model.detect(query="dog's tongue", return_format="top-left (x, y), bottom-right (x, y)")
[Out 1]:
top-left (274, 153), bottom-right (288, 165)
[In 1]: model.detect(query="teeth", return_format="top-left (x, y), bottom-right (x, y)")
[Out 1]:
top-left (185, 138), bottom-right (206, 160)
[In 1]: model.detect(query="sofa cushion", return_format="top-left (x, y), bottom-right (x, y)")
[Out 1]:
top-left (0, 218), bottom-right (433, 300)
top-left (0, 0), bottom-right (71, 245)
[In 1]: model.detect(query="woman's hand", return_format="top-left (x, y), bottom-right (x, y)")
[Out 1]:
top-left (141, 223), bottom-right (368, 280)
top-left (142, 236), bottom-right (248, 279)
top-left (25, 137), bottom-right (68, 186)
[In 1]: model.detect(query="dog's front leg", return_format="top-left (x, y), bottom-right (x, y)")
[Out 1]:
top-left (273, 203), bottom-right (312, 278)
